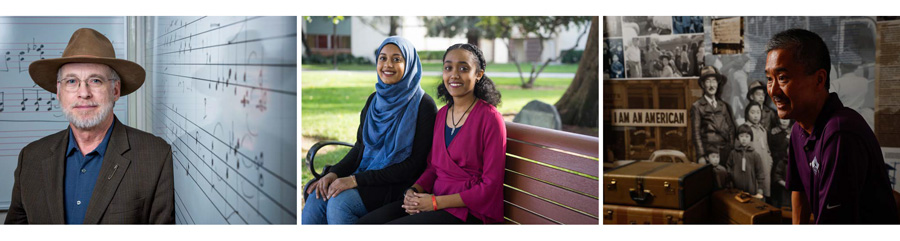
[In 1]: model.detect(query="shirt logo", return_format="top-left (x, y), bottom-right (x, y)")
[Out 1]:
top-left (826, 203), bottom-right (841, 210)
top-left (810, 156), bottom-right (819, 176)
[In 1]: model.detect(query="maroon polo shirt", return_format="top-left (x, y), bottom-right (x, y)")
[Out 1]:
top-left (786, 93), bottom-right (899, 224)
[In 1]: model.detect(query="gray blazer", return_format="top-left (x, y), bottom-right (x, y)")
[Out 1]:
top-left (4, 118), bottom-right (175, 224)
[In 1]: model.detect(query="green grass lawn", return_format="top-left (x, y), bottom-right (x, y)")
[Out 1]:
top-left (302, 62), bottom-right (579, 73)
top-left (301, 71), bottom-right (573, 185)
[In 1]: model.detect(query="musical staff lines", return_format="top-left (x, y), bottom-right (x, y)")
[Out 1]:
top-left (150, 16), bottom-right (296, 224)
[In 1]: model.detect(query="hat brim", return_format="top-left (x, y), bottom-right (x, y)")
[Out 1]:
top-left (698, 73), bottom-right (727, 88)
top-left (746, 85), bottom-right (767, 101)
top-left (29, 56), bottom-right (145, 96)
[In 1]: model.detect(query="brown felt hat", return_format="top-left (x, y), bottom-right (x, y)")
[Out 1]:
top-left (29, 28), bottom-right (145, 96)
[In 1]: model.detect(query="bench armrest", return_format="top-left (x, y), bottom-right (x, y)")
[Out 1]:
top-left (306, 141), bottom-right (354, 179)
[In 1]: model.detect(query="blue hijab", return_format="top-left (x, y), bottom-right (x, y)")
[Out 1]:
top-left (357, 37), bottom-right (425, 173)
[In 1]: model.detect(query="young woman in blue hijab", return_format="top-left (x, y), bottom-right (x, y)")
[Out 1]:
top-left (302, 37), bottom-right (437, 224)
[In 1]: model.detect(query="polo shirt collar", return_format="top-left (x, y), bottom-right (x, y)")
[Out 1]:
top-left (800, 93), bottom-right (843, 145)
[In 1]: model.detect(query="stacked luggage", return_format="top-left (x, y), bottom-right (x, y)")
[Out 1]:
top-left (603, 161), bottom-right (783, 224)
top-left (603, 162), bottom-right (714, 224)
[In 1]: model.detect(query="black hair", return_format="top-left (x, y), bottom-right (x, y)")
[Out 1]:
top-left (736, 124), bottom-right (754, 141)
top-left (436, 43), bottom-right (502, 107)
top-left (765, 28), bottom-right (831, 91)
top-left (704, 145), bottom-right (719, 158)
top-left (744, 102), bottom-right (763, 125)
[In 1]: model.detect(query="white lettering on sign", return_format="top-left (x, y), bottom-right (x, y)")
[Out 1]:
top-left (611, 109), bottom-right (687, 127)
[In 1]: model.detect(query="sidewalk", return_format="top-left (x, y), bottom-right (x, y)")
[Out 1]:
top-left (303, 69), bottom-right (575, 79)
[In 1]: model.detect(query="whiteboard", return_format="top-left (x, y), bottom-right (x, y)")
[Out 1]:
top-left (150, 16), bottom-right (297, 224)
top-left (0, 16), bottom-right (128, 210)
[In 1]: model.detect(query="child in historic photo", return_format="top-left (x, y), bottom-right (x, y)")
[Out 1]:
top-left (743, 102), bottom-right (773, 201)
top-left (769, 119), bottom-right (792, 207)
top-left (706, 146), bottom-right (732, 190)
top-left (728, 124), bottom-right (765, 199)
top-left (747, 80), bottom-right (779, 130)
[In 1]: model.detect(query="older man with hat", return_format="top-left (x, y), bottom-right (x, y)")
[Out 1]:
top-left (691, 66), bottom-right (736, 165)
top-left (4, 28), bottom-right (174, 224)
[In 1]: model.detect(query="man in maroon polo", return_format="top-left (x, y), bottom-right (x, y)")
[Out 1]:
top-left (765, 29), bottom-right (898, 224)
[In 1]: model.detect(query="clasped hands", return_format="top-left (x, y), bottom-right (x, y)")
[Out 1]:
top-left (305, 172), bottom-right (357, 201)
top-left (401, 189), bottom-right (435, 215)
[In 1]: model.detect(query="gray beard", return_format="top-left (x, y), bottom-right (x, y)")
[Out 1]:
top-left (62, 100), bottom-right (114, 129)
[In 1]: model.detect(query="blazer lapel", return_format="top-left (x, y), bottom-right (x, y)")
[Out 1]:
top-left (83, 120), bottom-right (132, 224)
top-left (43, 129), bottom-right (69, 224)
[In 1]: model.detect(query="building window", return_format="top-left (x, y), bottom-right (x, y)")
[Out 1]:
top-left (307, 34), bottom-right (351, 56)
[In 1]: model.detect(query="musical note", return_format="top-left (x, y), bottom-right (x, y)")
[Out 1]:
top-left (34, 90), bottom-right (41, 111)
top-left (0, 92), bottom-right (5, 112)
top-left (18, 51), bottom-right (26, 73)
top-left (20, 89), bottom-right (27, 111)
top-left (2, 51), bottom-right (9, 72)
top-left (240, 90), bottom-right (249, 107)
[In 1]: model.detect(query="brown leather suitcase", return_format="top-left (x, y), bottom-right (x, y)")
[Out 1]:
top-left (603, 197), bottom-right (710, 224)
top-left (604, 162), bottom-right (714, 209)
top-left (711, 189), bottom-right (782, 224)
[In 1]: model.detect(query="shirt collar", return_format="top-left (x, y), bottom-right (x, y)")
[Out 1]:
top-left (806, 93), bottom-right (844, 137)
top-left (703, 95), bottom-right (717, 107)
top-left (66, 118), bottom-right (116, 157)
top-left (799, 93), bottom-right (843, 146)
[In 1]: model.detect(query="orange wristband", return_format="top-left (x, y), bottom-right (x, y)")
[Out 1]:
top-left (432, 195), bottom-right (438, 211)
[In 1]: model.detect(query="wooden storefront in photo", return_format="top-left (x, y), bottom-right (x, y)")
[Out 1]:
top-left (604, 77), bottom-right (702, 162)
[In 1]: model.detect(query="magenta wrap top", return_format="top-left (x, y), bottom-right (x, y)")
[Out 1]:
top-left (415, 99), bottom-right (507, 223)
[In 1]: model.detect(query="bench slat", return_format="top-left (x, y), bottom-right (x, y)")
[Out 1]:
top-left (504, 202), bottom-right (557, 224)
top-left (506, 156), bottom-right (599, 197)
top-left (505, 170), bottom-right (598, 217)
top-left (504, 186), bottom-right (599, 224)
top-left (505, 121), bottom-right (599, 158)
top-left (507, 139), bottom-right (599, 177)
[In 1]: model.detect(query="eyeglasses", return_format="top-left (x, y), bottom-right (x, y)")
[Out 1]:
top-left (57, 78), bottom-right (113, 92)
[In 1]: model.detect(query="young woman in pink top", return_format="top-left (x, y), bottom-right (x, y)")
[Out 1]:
top-left (358, 43), bottom-right (506, 224)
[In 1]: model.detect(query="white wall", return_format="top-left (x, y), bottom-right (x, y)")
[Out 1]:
top-left (351, 16), bottom-right (391, 62)
top-left (493, 38), bottom-right (509, 64)
top-left (401, 17), bottom-right (468, 52)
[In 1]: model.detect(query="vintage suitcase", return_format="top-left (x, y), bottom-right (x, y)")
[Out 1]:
top-left (604, 162), bottom-right (714, 209)
top-left (603, 197), bottom-right (710, 224)
top-left (711, 189), bottom-right (781, 224)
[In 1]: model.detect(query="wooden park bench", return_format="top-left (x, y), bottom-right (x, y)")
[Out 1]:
top-left (305, 121), bottom-right (600, 224)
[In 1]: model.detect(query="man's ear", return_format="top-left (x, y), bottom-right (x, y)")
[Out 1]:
top-left (816, 68), bottom-right (828, 89)
top-left (113, 81), bottom-right (121, 101)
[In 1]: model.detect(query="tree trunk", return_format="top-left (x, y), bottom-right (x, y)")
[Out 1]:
top-left (332, 22), bottom-right (338, 70)
top-left (301, 31), bottom-right (311, 57)
top-left (466, 30), bottom-right (480, 47)
top-left (389, 16), bottom-right (399, 36)
top-left (554, 16), bottom-right (599, 128)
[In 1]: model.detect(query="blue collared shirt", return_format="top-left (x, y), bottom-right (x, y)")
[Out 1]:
top-left (63, 123), bottom-right (114, 224)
